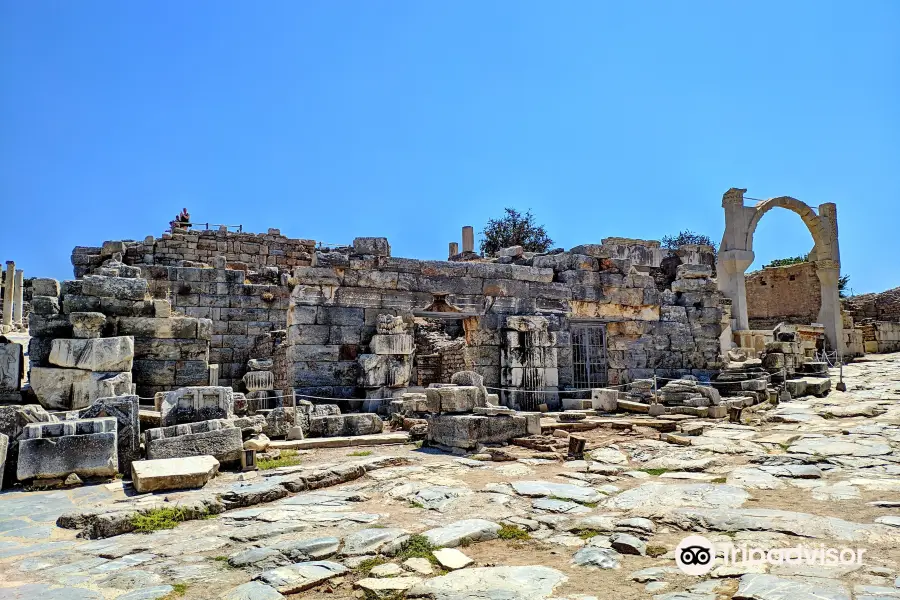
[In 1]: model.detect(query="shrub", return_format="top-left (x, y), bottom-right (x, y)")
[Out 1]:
top-left (131, 507), bottom-right (198, 533)
top-left (396, 534), bottom-right (438, 562)
top-left (257, 450), bottom-right (302, 470)
top-left (497, 525), bottom-right (530, 541)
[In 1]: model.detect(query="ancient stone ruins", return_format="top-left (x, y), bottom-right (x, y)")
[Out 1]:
top-left (0, 188), bottom-right (898, 600)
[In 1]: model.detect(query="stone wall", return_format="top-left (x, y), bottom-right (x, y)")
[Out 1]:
top-left (746, 262), bottom-right (821, 329)
top-left (72, 229), bottom-right (316, 278)
top-left (860, 321), bottom-right (900, 354)
top-left (66, 231), bottom-right (727, 409)
top-left (844, 287), bottom-right (900, 323)
top-left (284, 244), bottom-right (726, 410)
top-left (27, 274), bottom-right (212, 406)
top-left (139, 265), bottom-right (289, 391)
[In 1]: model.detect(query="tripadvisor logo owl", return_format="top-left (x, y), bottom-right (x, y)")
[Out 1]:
top-left (676, 535), bottom-right (715, 576)
top-left (675, 534), bottom-right (869, 576)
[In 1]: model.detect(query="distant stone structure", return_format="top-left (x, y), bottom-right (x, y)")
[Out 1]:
top-left (746, 261), bottom-right (821, 330)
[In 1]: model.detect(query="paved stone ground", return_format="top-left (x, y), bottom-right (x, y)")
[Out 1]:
top-left (1, 353), bottom-right (899, 600)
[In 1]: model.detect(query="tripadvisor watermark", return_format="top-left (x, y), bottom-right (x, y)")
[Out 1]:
top-left (675, 535), bottom-right (867, 576)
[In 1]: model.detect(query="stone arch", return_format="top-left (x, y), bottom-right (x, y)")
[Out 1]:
top-left (744, 196), bottom-right (829, 259)
top-left (717, 188), bottom-right (843, 352)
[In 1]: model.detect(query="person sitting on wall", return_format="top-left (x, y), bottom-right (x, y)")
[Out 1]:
top-left (170, 208), bottom-right (191, 231)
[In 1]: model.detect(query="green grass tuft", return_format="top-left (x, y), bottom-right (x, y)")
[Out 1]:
top-left (349, 450), bottom-right (373, 457)
top-left (639, 468), bottom-right (668, 476)
top-left (408, 500), bottom-right (426, 509)
top-left (646, 545), bottom-right (668, 557)
top-left (573, 528), bottom-right (602, 540)
top-left (163, 583), bottom-right (188, 598)
top-left (711, 477), bottom-right (727, 484)
top-left (497, 525), bottom-right (530, 541)
top-left (130, 507), bottom-right (204, 533)
top-left (257, 450), bottom-right (303, 470)
top-left (354, 556), bottom-right (386, 575)
top-left (396, 534), bottom-right (439, 563)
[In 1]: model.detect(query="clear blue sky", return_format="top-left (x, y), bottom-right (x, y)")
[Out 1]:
top-left (1, 1), bottom-right (897, 295)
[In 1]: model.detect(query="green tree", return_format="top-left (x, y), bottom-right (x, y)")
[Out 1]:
top-left (839, 274), bottom-right (850, 298)
top-left (480, 208), bottom-right (553, 256)
top-left (762, 255), bottom-right (808, 268)
top-left (660, 230), bottom-right (717, 252)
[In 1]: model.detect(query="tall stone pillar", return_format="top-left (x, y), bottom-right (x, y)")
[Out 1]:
top-left (12, 270), bottom-right (23, 326)
top-left (815, 261), bottom-right (844, 353)
top-left (1, 262), bottom-right (14, 331)
top-left (461, 226), bottom-right (474, 253)
top-left (716, 250), bottom-right (754, 331)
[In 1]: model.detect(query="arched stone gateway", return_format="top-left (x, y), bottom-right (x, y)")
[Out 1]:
top-left (717, 188), bottom-right (843, 352)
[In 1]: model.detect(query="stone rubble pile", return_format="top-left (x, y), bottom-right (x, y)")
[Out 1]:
top-left (387, 370), bottom-right (540, 451)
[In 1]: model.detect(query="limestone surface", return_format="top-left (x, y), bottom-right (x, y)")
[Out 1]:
top-left (131, 455), bottom-right (220, 493)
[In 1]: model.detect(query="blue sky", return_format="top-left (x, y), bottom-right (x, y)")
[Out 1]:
top-left (1, 1), bottom-right (897, 295)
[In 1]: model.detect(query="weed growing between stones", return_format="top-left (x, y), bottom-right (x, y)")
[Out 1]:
top-left (497, 525), bottom-right (530, 541)
top-left (163, 583), bottom-right (188, 598)
top-left (257, 449), bottom-right (303, 470)
top-left (354, 556), bottom-right (386, 575)
top-left (396, 534), bottom-right (439, 563)
top-left (131, 507), bottom-right (196, 532)
top-left (408, 500), bottom-right (426, 509)
top-left (711, 477), bottom-right (727, 483)
top-left (349, 450), bottom-right (373, 456)
top-left (646, 545), bottom-right (668, 557)
top-left (639, 468), bottom-right (668, 476)
top-left (574, 529), bottom-right (602, 540)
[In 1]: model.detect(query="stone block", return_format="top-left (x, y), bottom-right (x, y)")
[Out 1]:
top-left (436, 386), bottom-right (479, 413)
top-left (32, 278), bottom-right (60, 297)
top-left (131, 455), bottom-right (220, 493)
top-left (427, 414), bottom-right (528, 449)
top-left (160, 386), bottom-right (234, 426)
top-left (307, 414), bottom-right (383, 438)
top-left (30, 367), bottom-right (132, 411)
top-left (28, 314), bottom-right (73, 338)
top-left (248, 358), bottom-right (274, 371)
top-left (0, 405), bottom-right (54, 441)
top-left (82, 275), bottom-right (149, 301)
top-left (676, 264), bottom-right (713, 279)
top-left (591, 388), bottom-right (618, 412)
top-left (765, 341), bottom-right (800, 354)
top-left (498, 245), bottom-right (524, 258)
top-left (352, 237), bottom-right (391, 256)
top-left (145, 419), bottom-right (243, 463)
top-left (0, 341), bottom-right (23, 391)
top-left (243, 370), bottom-right (274, 392)
top-left (800, 376), bottom-right (831, 397)
top-left (505, 315), bottom-right (549, 333)
top-left (118, 317), bottom-right (200, 339)
top-left (17, 417), bottom-right (118, 480)
top-left (30, 295), bottom-right (60, 316)
top-left (154, 299), bottom-right (172, 318)
top-left (49, 336), bottom-right (134, 372)
top-left (370, 334), bottom-right (414, 355)
top-left (80, 395), bottom-right (140, 473)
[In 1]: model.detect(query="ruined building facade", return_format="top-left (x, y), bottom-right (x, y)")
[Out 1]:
top-left (59, 227), bottom-right (725, 411)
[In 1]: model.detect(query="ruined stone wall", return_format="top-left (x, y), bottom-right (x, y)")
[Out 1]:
top-left (139, 265), bottom-right (290, 391)
top-left (28, 274), bottom-right (212, 404)
top-left (860, 321), bottom-right (900, 354)
top-left (285, 245), bottom-right (725, 407)
top-left (844, 287), bottom-right (900, 323)
top-left (746, 262), bottom-right (821, 329)
top-left (72, 229), bottom-right (316, 278)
